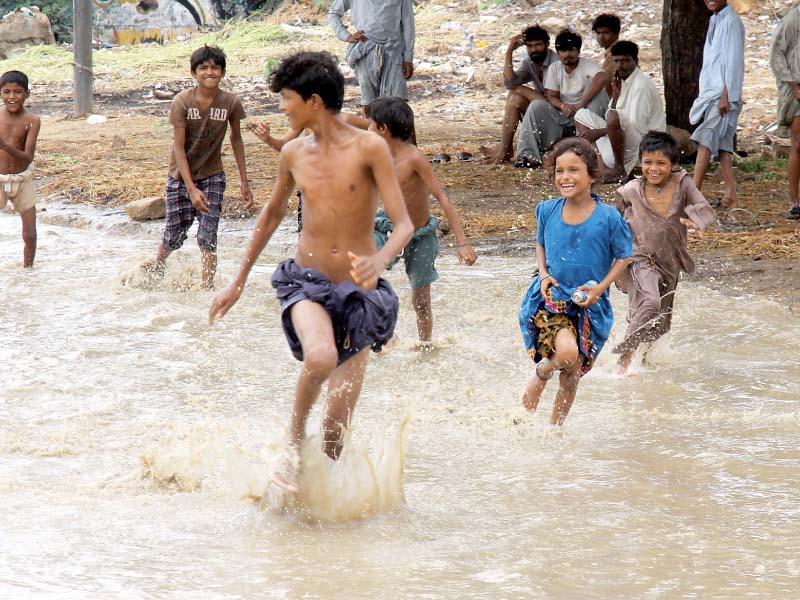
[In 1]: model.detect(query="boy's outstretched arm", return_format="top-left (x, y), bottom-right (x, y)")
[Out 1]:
top-left (229, 118), bottom-right (253, 209)
top-left (0, 115), bottom-right (40, 169)
top-left (252, 122), bottom-right (302, 153)
top-left (349, 134), bottom-right (413, 289)
top-left (209, 148), bottom-right (295, 325)
top-left (413, 150), bottom-right (477, 265)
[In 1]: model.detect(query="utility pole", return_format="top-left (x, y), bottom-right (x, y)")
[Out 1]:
top-left (73, 0), bottom-right (93, 116)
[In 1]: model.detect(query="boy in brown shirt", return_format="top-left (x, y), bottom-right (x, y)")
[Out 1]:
top-left (0, 70), bottom-right (41, 267)
top-left (208, 52), bottom-right (413, 493)
top-left (150, 45), bottom-right (252, 288)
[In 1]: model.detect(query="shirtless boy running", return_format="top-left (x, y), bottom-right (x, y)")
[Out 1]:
top-left (0, 71), bottom-right (41, 267)
top-left (208, 52), bottom-right (413, 493)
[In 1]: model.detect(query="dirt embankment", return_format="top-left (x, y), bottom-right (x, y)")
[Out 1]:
top-left (22, 0), bottom-right (800, 305)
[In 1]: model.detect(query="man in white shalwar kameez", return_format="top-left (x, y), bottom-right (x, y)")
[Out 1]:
top-left (770, 5), bottom-right (800, 219)
top-left (689, 0), bottom-right (745, 209)
top-left (574, 41), bottom-right (665, 182)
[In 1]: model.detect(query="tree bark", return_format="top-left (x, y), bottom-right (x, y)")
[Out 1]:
top-left (661, 0), bottom-right (711, 130)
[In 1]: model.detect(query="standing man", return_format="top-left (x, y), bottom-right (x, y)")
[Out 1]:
top-left (574, 41), bottom-right (666, 182)
top-left (479, 25), bottom-right (558, 165)
top-left (328, 0), bottom-right (415, 117)
top-left (770, 4), bottom-right (800, 219)
top-left (515, 29), bottom-right (606, 169)
top-left (689, 0), bottom-right (744, 209)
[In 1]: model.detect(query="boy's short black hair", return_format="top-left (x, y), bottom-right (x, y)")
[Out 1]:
top-left (523, 25), bottom-right (549, 44)
top-left (554, 30), bottom-right (582, 52)
top-left (269, 51), bottom-right (344, 112)
top-left (545, 137), bottom-right (603, 181)
top-left (592, 13), bottom-right (621, 34)
top-left (610, 40), bottom-right (639, 63)
top-left (368, 97), bottom-right (415, 141)
top-left (639, 130), bottom-right (679, 163)
top-left (190, 45), bottom-right (227, 73)
top-left (0, 70), bottom-right (29, 92)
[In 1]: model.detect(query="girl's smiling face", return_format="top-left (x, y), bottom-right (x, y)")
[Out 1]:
top-left (554, 151), bottom-right (594, 200)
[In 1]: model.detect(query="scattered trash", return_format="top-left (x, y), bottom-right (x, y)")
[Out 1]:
top-left (86, 115), bottom-right (107, 125)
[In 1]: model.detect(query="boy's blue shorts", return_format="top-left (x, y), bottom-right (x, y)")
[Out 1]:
top-left (374, 211), bottom-right (440, 289)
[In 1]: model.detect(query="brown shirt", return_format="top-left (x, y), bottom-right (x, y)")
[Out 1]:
top-left (613, 170), bottom-right (716, 276)
top-left (167, 88), bottom-right (246, 181)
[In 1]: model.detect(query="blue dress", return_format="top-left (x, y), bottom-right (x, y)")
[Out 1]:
top-left (519, 194), bottom-right (632, 374)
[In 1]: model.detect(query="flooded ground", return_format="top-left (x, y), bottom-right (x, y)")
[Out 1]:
top-left (2, 208), bottom-right (799, 599)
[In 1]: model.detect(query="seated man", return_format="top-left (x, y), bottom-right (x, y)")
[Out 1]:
top-left (479, 25), bottom-right (558, 165)
top-left (574, 41), bottom-right (666, 182)
top-left (515, 29), bottom-right (607, 168)
top-left (591, 13), bottom-right (621, 95)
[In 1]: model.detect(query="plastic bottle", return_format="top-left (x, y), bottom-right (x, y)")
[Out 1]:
top-left (571, 280), bottom-right (598, 304)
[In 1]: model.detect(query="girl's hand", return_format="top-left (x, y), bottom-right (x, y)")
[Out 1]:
top-left (575, 283), bottom-right (601, 307)
top-left (540, 273), bottom-right (559, 296)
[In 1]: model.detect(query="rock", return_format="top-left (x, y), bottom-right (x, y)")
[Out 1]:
top-left (666, 125), bottom-right (695, 158)
top-left (153, 89), bottom-right (175, 100)
top-left (126, 196), bottom-right (165, 221)
top-left (111, 134), bottom-right (126, 149)
top-left (540, 17), bottom-right (567, 35)
top-left (0, 8), bottom-right (55, 59)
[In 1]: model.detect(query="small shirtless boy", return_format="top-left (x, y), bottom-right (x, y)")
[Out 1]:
top-left (0, 70), bottom-right (41, 267)
top-left (613, 131), bottom-right (716, 373)
top-left (150, 45), bottom-right (252, 289)
top-left (208, 52), bottom-right (413, 492)
top-left (368, 97), bottom-right (477, 342)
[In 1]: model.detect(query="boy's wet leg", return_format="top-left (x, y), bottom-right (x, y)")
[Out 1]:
top-left (411, 285), bottom-right (432, 341)
top-left (322, 347), bottom-right (369, 459)
top-left (20, 206), bottom-right (36, 267)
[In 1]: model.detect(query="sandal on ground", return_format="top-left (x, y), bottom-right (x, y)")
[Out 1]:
top-left (271, 446), bottom-right (300, 493)
top-left (709, 197), bottom-right (722, 208)
top-left (788, 205), bottom-right (800, 220)
top-left (430, 153), bottom-right (451, 164)
top-left (514, 155), bottom-right (541, 169)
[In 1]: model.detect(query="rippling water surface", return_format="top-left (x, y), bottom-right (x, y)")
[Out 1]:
top-left (2, 209), bottom-right (799, 599)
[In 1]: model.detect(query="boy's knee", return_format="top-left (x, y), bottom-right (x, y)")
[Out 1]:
top-left (303, 344), bottom-right (338, 382)
top-left (22, 229), bottom-right (36, 247)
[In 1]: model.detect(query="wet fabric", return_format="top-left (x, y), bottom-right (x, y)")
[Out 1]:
top-left (168, 88), bottom-right (246, 181)
top-left (518, 195), bottom-right (632, 375)
top-left (612, 169), bottom-right (715, 353)
top-left (162, 173), bottom-right (226, 251)
top-left (689, 5), bottom-right (745, 127)
top-left (770, 7), bottom-right (800, 127)
top-left (532, 309), bottom-right (594, 372)
top-left (0, 162), bottom-right (36, 213)
top-left (374, 209), bottom-right (439, 288)
top-left (505, 49), bottom-right (558, 94)
top-left (272, 258), bottom-right (399, 366)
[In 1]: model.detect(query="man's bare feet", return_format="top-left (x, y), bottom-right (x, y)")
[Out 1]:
top-left (479, 144), bottom-right (513, 165)
top-left (521, 361), bottom-right (553, 412)
top-left (271, 446), bottom-right (300, 493)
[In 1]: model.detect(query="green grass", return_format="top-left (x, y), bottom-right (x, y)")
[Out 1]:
top-left (0, 20), bottom-right (324, 87)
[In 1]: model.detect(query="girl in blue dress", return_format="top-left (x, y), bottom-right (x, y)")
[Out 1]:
top-left (519, 138), bottom-right (632, 425)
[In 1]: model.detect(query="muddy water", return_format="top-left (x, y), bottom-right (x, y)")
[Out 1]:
top-left (2, 207), bottom-right (799, 599)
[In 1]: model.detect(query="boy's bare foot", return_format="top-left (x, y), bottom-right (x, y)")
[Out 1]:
top-left (614, 351), bottom-right (634, 376)
top-left (720, 194), bottom-right (738, 208)
top-left (521, 361), bottom-right (552, 412)
top-left (478, 144), bottom-right (513, 165)
top-left (271, 446), bottom-right (300, 493)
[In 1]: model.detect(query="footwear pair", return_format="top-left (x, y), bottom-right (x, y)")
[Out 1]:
top-left (514, 155), bottom-right (541, 169)
top-left (788, 205), bottom-right (800, 220)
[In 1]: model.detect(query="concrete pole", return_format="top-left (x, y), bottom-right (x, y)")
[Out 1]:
top-left (73, 0), bottom-right (93, 116)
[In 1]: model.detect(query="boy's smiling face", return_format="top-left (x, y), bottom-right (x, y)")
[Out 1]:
top-left (1, 82), bottom-right (29, 113)
top-left (641, 150), bottom-right (675, 188)
top-left (192, 60), bottom-right (224, 90)
top-left (279, 88), bottom-right (315, 130)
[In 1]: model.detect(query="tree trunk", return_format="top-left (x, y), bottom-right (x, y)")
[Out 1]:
top-left (661, 0), bottom-right (711, 130)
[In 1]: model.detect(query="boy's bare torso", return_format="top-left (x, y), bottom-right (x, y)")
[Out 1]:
top-left (287, 125), bottom-right (381, 285)
top-left (391, 143), bottom-right (432, 230)
top-left (0, 107), bottom-right (37, 174)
